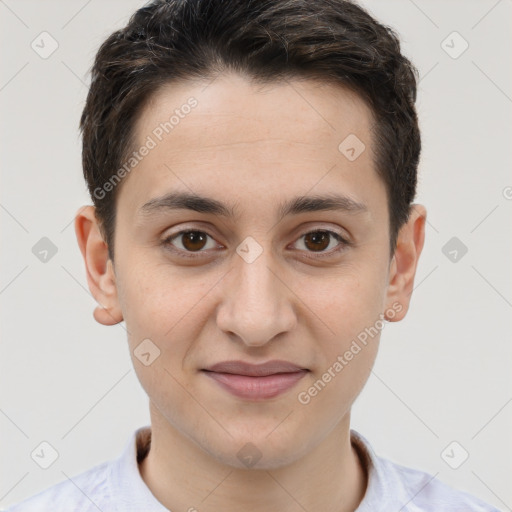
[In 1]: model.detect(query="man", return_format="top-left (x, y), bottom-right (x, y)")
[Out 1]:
top-left (5, 0), bottom-right (499, 510)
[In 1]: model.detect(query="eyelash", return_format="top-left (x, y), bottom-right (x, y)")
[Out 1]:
top-left (161, 229), bottom-right (351, 260)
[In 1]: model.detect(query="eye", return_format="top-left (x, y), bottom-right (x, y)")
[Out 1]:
top-left (293, 229), bottom-right (349, 257)
top-left (162, 230), bottom-right (219, 258)
top-left (162, 228), bottom-right (350, 260)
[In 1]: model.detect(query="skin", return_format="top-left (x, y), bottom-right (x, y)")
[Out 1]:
top-left (75, 72), bottom-right (426, 512)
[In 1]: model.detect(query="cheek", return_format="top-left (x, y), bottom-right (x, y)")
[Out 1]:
top-left (310, 264), bottom-right (387, 338)
top-left (116, 260), bottom-right (217, 365)
top-left (116, 257), bottom-right (182, 328)
top-left (303, 265), bottom-right (385, 393)
top-left (115, 263), bottom-right (200, 412)
top-left (298, 281), bottom-right (381, 418)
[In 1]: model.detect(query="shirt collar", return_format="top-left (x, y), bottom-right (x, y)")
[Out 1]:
top-left (350, 429), bottom-right (393, 510)
top-left (108, 425), bottom-right (168, 511)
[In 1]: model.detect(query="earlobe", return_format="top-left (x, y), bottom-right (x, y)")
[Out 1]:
top-left (74, 206), bottom-right (124, 326)
top-left (385, 204), bottom-right (426, 322)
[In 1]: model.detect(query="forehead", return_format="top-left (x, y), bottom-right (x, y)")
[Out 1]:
top-left (140, 73), bottom-right (373, 138)
top-left (118, 73), bottom-right (382, 222)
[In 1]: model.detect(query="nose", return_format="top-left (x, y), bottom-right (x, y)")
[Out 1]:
top-left (215, 242), bottom-right (297, 348)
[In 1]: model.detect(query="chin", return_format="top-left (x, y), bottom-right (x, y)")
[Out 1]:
top-left (203, 427), bottom-right (314, 471)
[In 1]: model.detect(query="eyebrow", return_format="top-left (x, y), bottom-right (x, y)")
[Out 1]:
top-left (138, 191), bottom-right (367, 220)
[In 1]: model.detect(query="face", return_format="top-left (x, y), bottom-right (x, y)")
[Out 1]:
top-left (77, 72), bottom-right (424, 469)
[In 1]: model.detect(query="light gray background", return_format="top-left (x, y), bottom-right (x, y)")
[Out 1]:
top-left (1, 0), bottom-right (511, 509)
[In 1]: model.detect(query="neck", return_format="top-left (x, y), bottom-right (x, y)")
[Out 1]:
top-left (139, 403), bottom-right (367, 512)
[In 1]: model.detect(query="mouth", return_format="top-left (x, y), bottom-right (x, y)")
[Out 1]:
top-left (201, 360), bottom-right (309, 400)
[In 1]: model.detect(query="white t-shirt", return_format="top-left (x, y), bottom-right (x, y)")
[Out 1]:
top-left (2, 426), bottom-right (500, 511)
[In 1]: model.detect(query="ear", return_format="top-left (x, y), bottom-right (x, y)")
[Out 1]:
top-left (384, 204), bottom-right (426, 322)
top-left (74, 205), bottom-right (123, 326)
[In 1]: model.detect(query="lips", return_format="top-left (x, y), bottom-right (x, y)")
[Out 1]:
top-left (202, 360), bottom-right (309, 400)
top-left (204, 359), bottom-right (307, 376)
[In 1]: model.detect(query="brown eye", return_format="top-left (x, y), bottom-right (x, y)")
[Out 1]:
top-left (294, 229), bottom-right (348, 256)
top-left (163, 230), bottom-right (218, 256)
top-left (303, 231), bottom-right (331, 252)
top-left (181, 231), bottom-right (208, 251)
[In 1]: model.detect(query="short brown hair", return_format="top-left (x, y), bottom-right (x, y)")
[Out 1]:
top-left (79, 0), bottom-right (421, 262)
